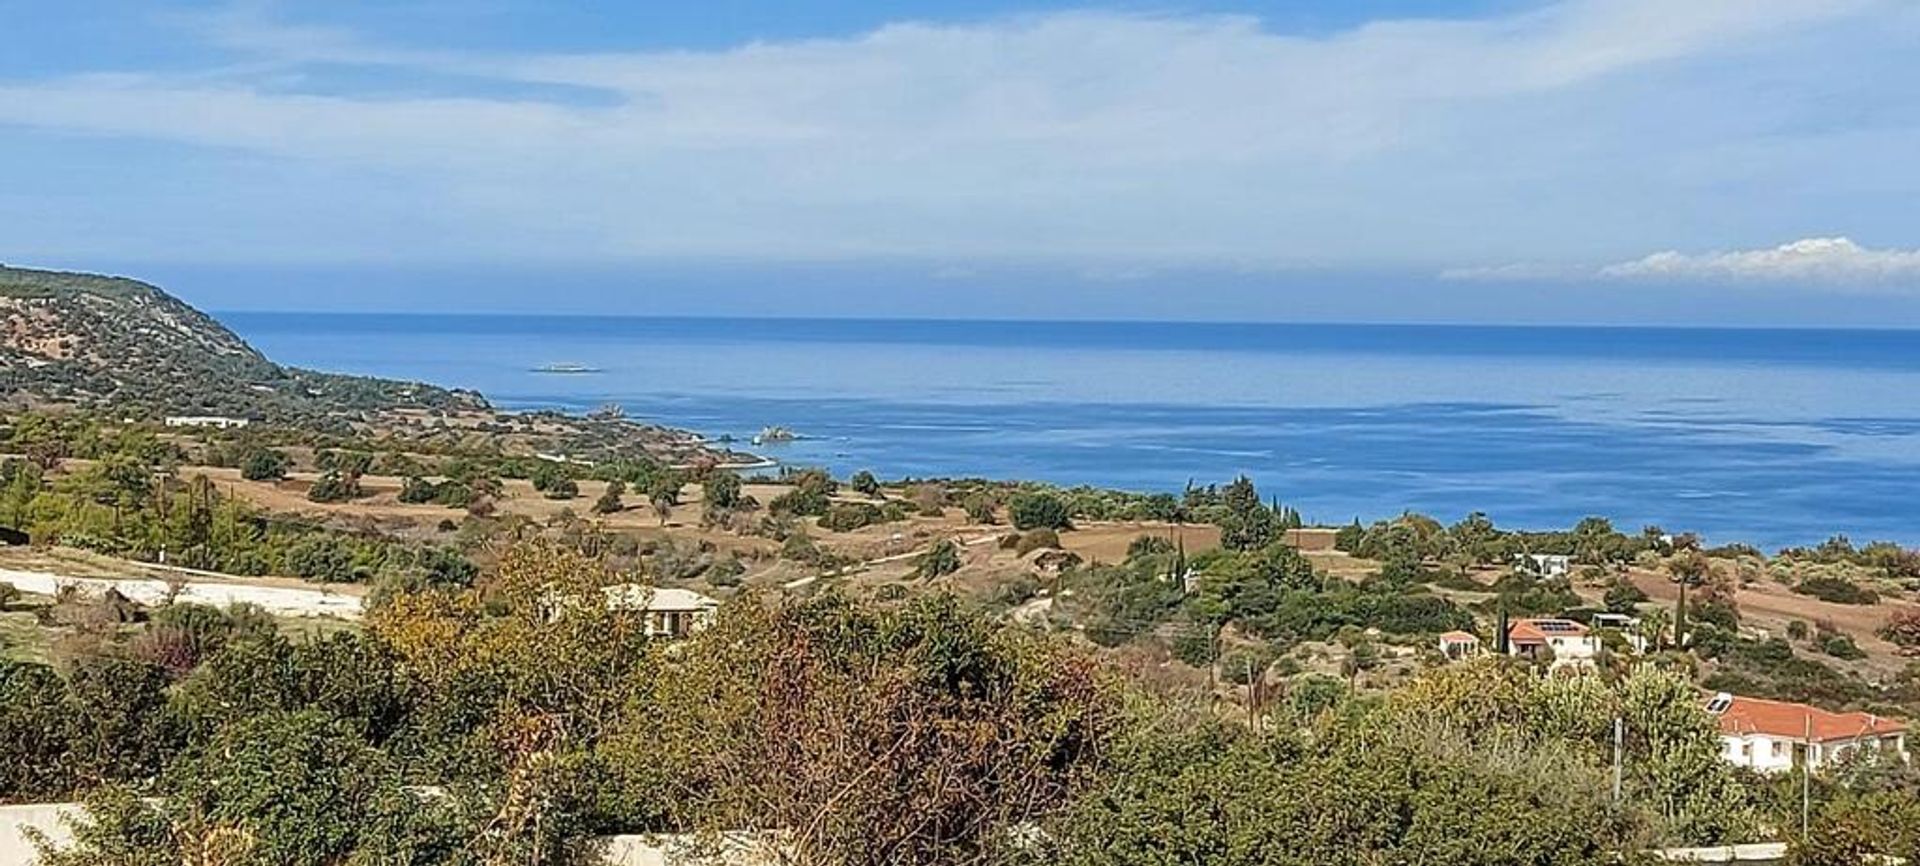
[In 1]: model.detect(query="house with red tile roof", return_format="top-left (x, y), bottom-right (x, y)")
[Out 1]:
top-left (1706, 692), bottom-right (1908, 774)
top-left (1504, 618), bottom-right (1600, 670)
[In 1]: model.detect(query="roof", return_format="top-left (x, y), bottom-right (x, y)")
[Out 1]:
top-left (1508, 618), bottom-right (1589, 643)
top-left (603, 585), bottom-right (721, 613)
top-left (1438, 630), bottom-right (1479, 643)
top-left (1711, 694), bottom-right (1906, 743)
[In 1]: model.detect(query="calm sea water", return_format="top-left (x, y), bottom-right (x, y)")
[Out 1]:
top-left (220, 314), bottom-right (1920, 550)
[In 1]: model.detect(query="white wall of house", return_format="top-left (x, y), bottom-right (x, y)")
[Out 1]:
top-left (1721, 734), bottom-right (1797, 774)
top-left (1544, 635), bottom-right (1599, 659)
top-left (1720, 733), bottom-right (1910, 775)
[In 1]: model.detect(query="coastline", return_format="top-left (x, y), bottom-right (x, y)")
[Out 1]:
top-left (227, 313), bottom-right (1920, 550)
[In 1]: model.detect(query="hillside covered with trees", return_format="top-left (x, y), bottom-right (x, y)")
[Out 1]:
top-left (0, 266), bottom-right (486, 425)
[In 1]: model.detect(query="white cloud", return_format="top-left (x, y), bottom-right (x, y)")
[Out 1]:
top-left (1445, 237), bottom-right (1920, 289)
top-left (0, 0), bottom-right (1909, 267)
top-left (1598, 238), bottom-right (1920, 284)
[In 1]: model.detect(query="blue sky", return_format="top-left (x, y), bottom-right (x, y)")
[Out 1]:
top-left (2, 0), bottom-right (1918, 323)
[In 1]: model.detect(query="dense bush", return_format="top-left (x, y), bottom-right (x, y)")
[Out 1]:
top-left (1603, 579), bottom-right (1649, 614)
top-left (529, 462), bottom-right (579, 500)
top-left (1033, 664), bottom-right (1759, 864)
top-left (1009, 492), bottom-right (1072, 531)
top-left (1794, 577), bottom-right (1878, 605)
top-left (1820, 634), bottom-right (1867, 661)
top-left (1881, 609), bottom-right (1920, 648)
top-left (239, 448), bottom-right (289, 482)
top-left (915, 539), bottom-right (962, 579)
top-left (594, 479), bottom-right (627, 514)
top-left (769, 468), bottom-right (836, 517)
top-left (819, 502), bottom-right (885, 532)
top-left (704, 471), bottom-right (743, 510)
top-left (397, 475), bottom-right (438, 504)
top-left (306, 471), bottom-right (363, 503)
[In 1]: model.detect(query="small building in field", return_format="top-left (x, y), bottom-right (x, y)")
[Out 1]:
top-left (164, 415), bottom-right (251, 430)
top-left (1437, 630), bottom-right (1481, 660)
top-left (1506, 618), bottom-right (1600, 668)
top-left (1514, 553), bottom-right (1572, 578)
top-left (1708, 693), bottom-right (1908, 774)
top-left (1590, 613), bottom-right (1649, 653)
top-left (604, 585), bottom-right (721, 639)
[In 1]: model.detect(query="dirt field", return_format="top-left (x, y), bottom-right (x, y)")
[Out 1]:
top-left (1622, 566), bottom-right (1916, 672)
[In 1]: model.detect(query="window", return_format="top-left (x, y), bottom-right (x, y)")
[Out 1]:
top-left (1772, 742), bottom-right (1784, 759)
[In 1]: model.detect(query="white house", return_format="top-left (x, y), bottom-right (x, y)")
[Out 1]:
top-left (1505, 618), bottom-right (1601, 669)
top-left (1590, 613), bottom-right (1649, 653)
top-left (1708, 693), bottom-right (1909, 774)
top-left (163, 415), bottom-right (250, 430)
top-left (1514, 554), bottom-right (1572, 578)
top-left (604, 585), bottom-right (721, 638)
top-left (1437, 630), bottom-right (1481, 661)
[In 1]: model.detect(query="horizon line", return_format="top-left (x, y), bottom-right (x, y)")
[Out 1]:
top-left (209, 309), bottom-right (1920, 335)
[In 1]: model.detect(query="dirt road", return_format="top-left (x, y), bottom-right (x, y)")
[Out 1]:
top-left (0, 567), bottom-right (364, 619)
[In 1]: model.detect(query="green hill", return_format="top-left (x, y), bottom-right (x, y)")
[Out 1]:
top-left (0, 265), bottom-right (486, 423)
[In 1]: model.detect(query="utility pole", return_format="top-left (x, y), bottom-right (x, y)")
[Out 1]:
top-left (1802, 714), bottom-right (1812, 841)
top-left (1612, 716), bottom-right (1624, 803)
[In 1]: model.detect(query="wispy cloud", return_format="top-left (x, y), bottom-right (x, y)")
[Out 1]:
top-left (1438, 262), bottom-right (1587, 282)
top-left (1448, 237), bottom-right (1920, 289)
top-left (1598, 238), bottom-right (1920, 284)
top-left (0, 0), bottom-right (1909, 268)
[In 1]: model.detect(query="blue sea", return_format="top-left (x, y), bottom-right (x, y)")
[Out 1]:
top-left (219, 314), bottom-right (1920, 550)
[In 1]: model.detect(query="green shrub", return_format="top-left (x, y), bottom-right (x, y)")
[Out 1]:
top-left (1603, 579), bottom-right (1648, 614)
top-left (239, 448), bottom-right (289, 482)
top-left (306, 471), bottom-right (363, 503)
top-left (769, 468), bottom-right (835, 517)
top-left (706, 556), bottom-right (745, 588)
top-left (433, 480), bottom-right (475, 508)
top-left (819, 503), bottom-right (884, 533)
top-left (1009, 492), bottom-right (1071, 531)
top-left (704, 472), bottom-right (744, 510)
top-left (1218, 645), bottom-right (1278, 686)
top-left (915, 540), bottom-right (963, 580)
top-left (1794, 577), bottom-right (1878, 605)
top-left (530, 462), bottom-right (578, 500)
top-left (1015, 529), bottom-right (1062, 556)
top-left (1820, 634), bottom-right (1867, 660)
top-left (397, 476), bottom-right (438, 504)
top-left (593, 480), bottom-right (626, 515)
